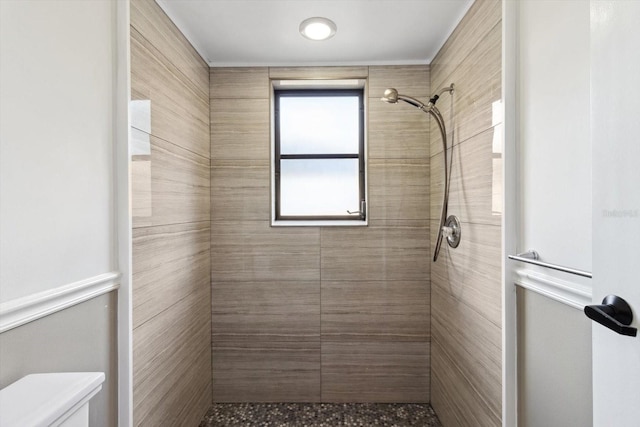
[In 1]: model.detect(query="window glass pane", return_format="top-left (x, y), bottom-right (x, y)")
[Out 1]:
top-left (280, 159), bottom-right (359, 216)
top-left (279, 96), bottom-right (359, 154)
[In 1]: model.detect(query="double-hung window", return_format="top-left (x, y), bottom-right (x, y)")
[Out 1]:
top-left (273, 86), bottom-right (366, 225)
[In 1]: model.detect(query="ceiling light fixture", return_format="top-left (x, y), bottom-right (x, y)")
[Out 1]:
top-left (299, 17), bottom-right (337, 41)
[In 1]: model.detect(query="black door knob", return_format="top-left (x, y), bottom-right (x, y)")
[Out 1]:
top-left (584, 295), bottom-right (637, 337)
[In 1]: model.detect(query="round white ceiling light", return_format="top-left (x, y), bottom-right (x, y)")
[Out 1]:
top-left (299, 17), bottom-right (337, 41)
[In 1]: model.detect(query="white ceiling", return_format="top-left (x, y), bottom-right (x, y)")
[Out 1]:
top-left (155, 0), bottom-right (474, 67)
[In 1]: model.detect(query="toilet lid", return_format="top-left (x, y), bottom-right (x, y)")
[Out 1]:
top-left (0, 372), bottom-right (104, 427)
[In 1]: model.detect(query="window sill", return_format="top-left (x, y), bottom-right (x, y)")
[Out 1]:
top-left (271, 219), bottom-right (368, 227)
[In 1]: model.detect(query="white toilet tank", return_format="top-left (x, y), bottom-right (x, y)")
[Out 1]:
top-left (0, 372), bottom-right (104, 427)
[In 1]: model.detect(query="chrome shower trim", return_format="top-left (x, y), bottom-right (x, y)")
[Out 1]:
top-left (443, 215), bottom-right (461, 249)
top-left (380, 84), bottom-right (455, 262)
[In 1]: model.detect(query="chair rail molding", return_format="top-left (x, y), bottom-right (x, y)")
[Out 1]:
top-left (0, 271), bottom-right (121, 333)
top-left (514, 268), bottom-right (592, 310)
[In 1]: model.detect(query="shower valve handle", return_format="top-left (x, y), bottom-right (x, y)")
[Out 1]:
top-left (441, 226), bottom-right (454, 238)
top-left (442, 215), bottom-right (461, 249)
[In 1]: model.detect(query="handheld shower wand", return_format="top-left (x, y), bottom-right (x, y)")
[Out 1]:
top-left (381, 84), bottom-right (458, 262)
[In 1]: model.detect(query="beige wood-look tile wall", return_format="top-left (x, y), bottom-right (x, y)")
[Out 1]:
top-left (210, 65), bottom-right (431, 402)
top-left (130, 0), bottom-right (212, 425)
top-left (428, 1), bottom-right (503, 426)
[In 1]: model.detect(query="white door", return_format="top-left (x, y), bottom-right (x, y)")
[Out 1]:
top-left (591, 1), bottom-right (640, 425)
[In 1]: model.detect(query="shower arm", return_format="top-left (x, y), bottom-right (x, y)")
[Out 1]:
top-left (394, 85), bottom-right (454, 113)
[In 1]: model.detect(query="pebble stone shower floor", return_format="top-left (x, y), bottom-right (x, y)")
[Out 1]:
top-left (198, 403), bottom-right (442, 427)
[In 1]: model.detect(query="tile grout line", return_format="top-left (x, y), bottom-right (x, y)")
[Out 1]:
top-left (319, 226), bottom-right (323, 402)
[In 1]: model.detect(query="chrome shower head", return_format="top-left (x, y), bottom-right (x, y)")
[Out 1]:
top-left (381, 88), bottom-right (426, 110)
top-left (382, 84), bottom-right (455, 113)
top-left (381, 88), bottom-right (399, 104)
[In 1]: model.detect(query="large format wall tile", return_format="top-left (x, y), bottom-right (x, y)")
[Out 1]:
top-left (321, 280), bottom-right (429, 342)
top-left (132, 155), bottom-right (152, 221)
top-left (429, 363), bottom-right (463, 427)
top-left (321, 226), bottom-right (429, 281)
top-left (210, 160), bottom-right (270, 222)
top-left (131, 0), bottom-right (211, 424)
top-left (133, 222), bottom-right (210, 329)
top-left (368, 158), bottom-right (429, 224)
top-left (131, 0), bottom-right (209, 93)
top-left (368, 99), bottom-right (430, 160)
top-left (210, 98), bottom-right (270, 160)
top-left (211, 221), bottom-right (320, 281)
top-left (431, 128), bottom-right (502, 226)
top-left (133, 136), bottom-right (210, 228)
top-left (172, 347), bottom-right (214, 427)
top-left (139, 345), bottom-right (211, 427)
top-left (429, 0), bottom-right (502, 425)
top-left (431, 285), bottom-right (501, 417)
top-left (430, 218), bottom-right (501, 329)
top-left (212, 281), bottom-right (320, 344)
top-left (368, 65), bottom-right (430, 100)
top-left (430, 0), bottom-right (501, 91)
top-left (131, 30), bottom-right (210, 159)
top-left (322, 342), bottom-right (429, 402)
top-left (431, 339), bottom-right (501, 427)
top-left (133, 284), bottom-right (211, 425)
top-left (211, 280), bottom-right (321, 402)
top-left (212, 341), bottom-right (321, 402)
top-left (430, 23), bottom-right (502, 156)
top-left (210, 67), bottom-right (269, 99)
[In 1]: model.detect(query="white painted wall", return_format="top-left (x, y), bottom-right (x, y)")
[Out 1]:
top-left (0, 293), bottom-right (118, 426)
top-left (518, 0), bottom-right (591, 276)
top-left (514, 2), bottom-right (593, 426)
top-left (0, 0), bottom-right (116, 302)
top-left (517, 288), bottom-right (592, 427)
top-left (0, 1), bottom-right (124, 425)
